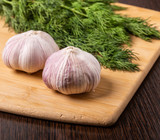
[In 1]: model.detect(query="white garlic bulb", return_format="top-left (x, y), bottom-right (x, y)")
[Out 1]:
top-left (2, 30), bottom-right (59, 73)
top-left (43, 46), bottom-right (101, 95)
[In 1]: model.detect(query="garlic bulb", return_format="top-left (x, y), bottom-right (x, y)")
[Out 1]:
top-left (2, 30), bottom-right (59, 73)
top-left (43, 46), bottom-right (101, 95)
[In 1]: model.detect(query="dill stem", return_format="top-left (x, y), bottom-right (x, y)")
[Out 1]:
top-left (3, 0), bottom-right (12, 5)
top-left (60, 5), bottom-right (88, 18)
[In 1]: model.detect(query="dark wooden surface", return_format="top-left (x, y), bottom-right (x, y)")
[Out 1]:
top-left (0, 1), bottom-right (160, 140)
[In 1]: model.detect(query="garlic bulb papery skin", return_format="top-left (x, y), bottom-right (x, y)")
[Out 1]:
top-left (2, 30), bottom-right (59, 73)
top-left (42, 46), bottom-right (101, 95)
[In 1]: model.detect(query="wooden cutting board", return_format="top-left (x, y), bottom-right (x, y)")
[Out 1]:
top-left (0, 3), bottom-right (159, 126)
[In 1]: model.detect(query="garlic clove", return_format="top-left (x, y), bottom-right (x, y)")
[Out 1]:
top-left (43, 46), bottom-right (101, 95)
top-left (2, 30), bottom-right (59, 73)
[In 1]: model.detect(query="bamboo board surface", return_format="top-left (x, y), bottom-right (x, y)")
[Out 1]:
top-left (0, 3), bottom-right (160, 126)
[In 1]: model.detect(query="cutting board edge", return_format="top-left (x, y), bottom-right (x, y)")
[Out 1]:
top-left (0, 106), bottom-right (113, 126)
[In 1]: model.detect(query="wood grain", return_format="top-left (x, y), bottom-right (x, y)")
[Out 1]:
top-left (119, 0), bottom-right (160, 11)
top-left (0, 0), bottom-right (160, 139)
top-left (0, 3), bottom-right (159, 127)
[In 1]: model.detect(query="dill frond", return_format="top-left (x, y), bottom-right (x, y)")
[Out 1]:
top-left (0, 0), bottom-right (160, 71)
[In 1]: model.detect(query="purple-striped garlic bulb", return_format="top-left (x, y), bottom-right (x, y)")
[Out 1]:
top-left (2, 30), bottom-right (59, 73)
top-left (42, 46), bottom-right (101, 95)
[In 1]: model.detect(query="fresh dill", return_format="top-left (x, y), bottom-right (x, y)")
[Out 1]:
top-left (0, 0), bottom-right (160, 71)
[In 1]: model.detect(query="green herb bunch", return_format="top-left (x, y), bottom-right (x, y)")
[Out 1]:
top-left (0, 0), bottom-right (160, 71)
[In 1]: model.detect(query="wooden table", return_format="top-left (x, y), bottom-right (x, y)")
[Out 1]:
top-left (0, 0), bottom-right (159, 139)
